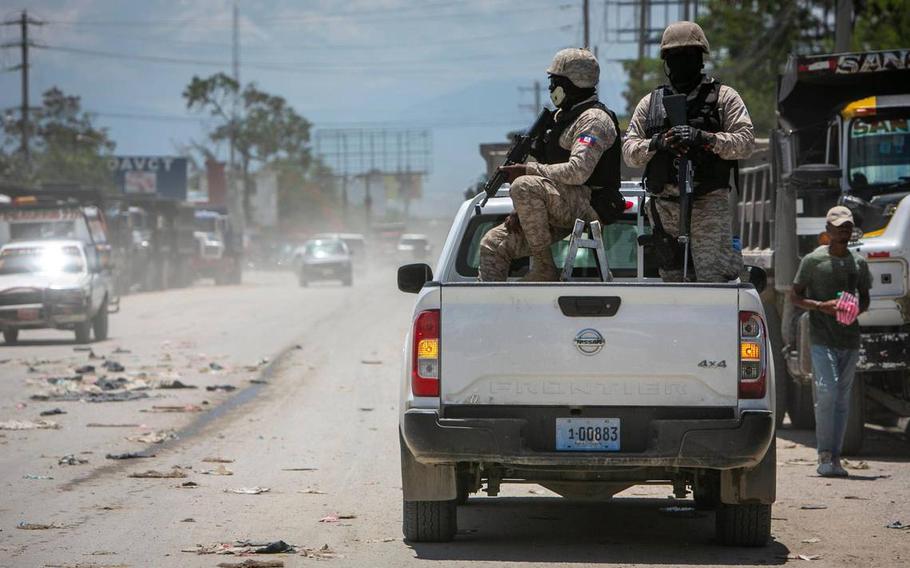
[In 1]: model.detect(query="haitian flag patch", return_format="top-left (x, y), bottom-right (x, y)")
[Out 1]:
top-left (577, 133), bottom-right (597, 146)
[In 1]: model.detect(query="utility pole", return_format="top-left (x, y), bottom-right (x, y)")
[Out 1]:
top-left (835, 0), bottom-right (853, 53)
top-left (583, 0), bottom-right (590, 49)
top-left (2, 10), bottom-right (43, 172)
top-left (519, 80), bottom-right (545, 116)
top-left (230, 1), bottom-right (245, 227)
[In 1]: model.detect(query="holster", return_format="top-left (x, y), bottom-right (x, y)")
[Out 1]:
top-left (590, 188), bottom-right (626, 225)
top-left (638, 198), bottom-right (685, 272)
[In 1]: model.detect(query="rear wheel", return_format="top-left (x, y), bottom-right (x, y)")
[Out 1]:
top-left (787, 374), bottom-right (816, 430)
top-left (841, 375), bottom-right (866, 456)
top-left (402, 499), bottom-right (457, 542)
top-left (3, 329), bottom-right (19, 344)
top-left (715, 503), bottom-right (772, 547)
top-left (74, 321), bottom-right (92, 344)
top-left (92, 298), bottom-right (109, 341)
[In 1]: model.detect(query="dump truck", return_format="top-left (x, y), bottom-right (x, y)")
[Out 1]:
top-left (737, 49), bottom-right (910, 450)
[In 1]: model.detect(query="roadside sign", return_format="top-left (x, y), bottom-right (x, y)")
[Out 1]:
top-left (108, 156), bottom-right (188, 200)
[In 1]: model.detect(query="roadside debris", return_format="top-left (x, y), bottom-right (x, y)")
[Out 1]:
top-left (319, 513), bottom-right (356, 523)
top-left (127, 430), bottom-right (177, 444)
top-left (801, 504), bottom-right (828, 510)
top-left (106, 452), bottom-right (155, 460)
top-left (844, 495), bottom-right (871, 500)
top-left (157, 379), bottom-right (197, 389)
top-left (206, 384), bottom-right (237, 392)
top-left (58, 454), bottom-right (89, 466)
top-left (31, 391), bottom-right (150, 403)
top-left (801, 537), bottom-right (821, 543)
top-left (23, 474), bottom-right (54, 480)
top-left (297, 488), bottom-right (326, 495)
top-left (202, 457), bottom-right (234, 463)
top-left (281, 467), bottom-right (318, 472)
top-left (129, 469), bottom-right (188, 479)
top-left (209, 362), bottom-right (225, 371)
top-left (785, 458), bottom-right (817, 466)
top-left (102, 360), bottom-right (125, 372)
top-left (842, 459), bottom-right (870, 470)
top-left (88, 423), bottom-right (141, 428)
top-left (39, 408), bottom-right (66, 416)
top-left (0, 419), bottom-right (60, 430)
top-left (17, 521), bottom-right (64, 530)
top-left (183, 540), bottom-right (296, 555)
top-left (112, 347), bottom-right (131, 354)
top-left (786, 554), bottom-right (821, 561)
top-left (179, 481), bottom-right (199, 488)
top-left (226, 487), bottom-right (270, 495)
top-left (181, 518), bottom-right (196, 523)
top-left (141, 404), bottom-right (203, 413)
top-left (886, 521), bottom-right (910, 530)
top-left (201, 464), bottom-right (234, 476)
top-left (74, 365), bottom-right (95, 374)
top-left (358, 407), bottom-right (374, 412)
top-left (217, 561), bottom-right (284, 568)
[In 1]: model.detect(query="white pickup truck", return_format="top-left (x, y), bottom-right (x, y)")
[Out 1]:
top-left (397, 184), bottom-right (776, 546)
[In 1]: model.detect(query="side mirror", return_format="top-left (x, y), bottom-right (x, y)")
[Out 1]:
top-left (398, 263), bottom-right (433, 294)
top-left (744, 265), bottom-right (767, 294)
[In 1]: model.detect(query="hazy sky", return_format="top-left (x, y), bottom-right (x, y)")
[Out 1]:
top-left (0, 0), bottom-right (653, 216)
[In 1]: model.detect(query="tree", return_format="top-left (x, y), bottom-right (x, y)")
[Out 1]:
top-left (0, 87), bottom-right (115, 188)
top-left (183, 73), bottom-right (315, 222)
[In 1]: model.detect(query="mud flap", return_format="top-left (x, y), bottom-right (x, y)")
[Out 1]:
top-left (720, 440), bottom-right (776, 505)
top-left (400, 431), bottom-right (456, 502)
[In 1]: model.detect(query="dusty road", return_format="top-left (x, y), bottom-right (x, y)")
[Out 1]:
top-left (1, 266), bottom-right (909, 568)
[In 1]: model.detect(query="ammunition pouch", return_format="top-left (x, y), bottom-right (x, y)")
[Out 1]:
top-left (638, 226), bottom-right (684, 271)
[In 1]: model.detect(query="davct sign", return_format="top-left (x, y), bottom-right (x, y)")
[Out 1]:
top-left (108, 156), bottom-right (188, 200)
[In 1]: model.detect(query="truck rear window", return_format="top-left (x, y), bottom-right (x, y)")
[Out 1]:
top-left (457, 215), bottom-right (650, 279)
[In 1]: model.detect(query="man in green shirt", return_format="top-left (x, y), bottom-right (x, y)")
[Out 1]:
top-left (790, 206), bottom-right (872, 477)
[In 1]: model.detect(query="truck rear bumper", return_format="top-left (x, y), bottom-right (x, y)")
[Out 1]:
top-left (402, 408), bottom-right (774, 470)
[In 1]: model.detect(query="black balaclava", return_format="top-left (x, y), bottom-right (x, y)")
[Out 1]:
top-left (664, 47), bottom-right (704, 93)
top-left (548, 74), bottom-right (596, 109)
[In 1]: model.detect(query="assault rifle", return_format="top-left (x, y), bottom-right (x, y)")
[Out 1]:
top-left (662, 94), bottom-right (694, 281)
top-left (475, 108), bottom-right (554, 215)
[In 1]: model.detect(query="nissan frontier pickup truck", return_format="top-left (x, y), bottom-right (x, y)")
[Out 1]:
top-left (397, 183), bottom-right (776, 546)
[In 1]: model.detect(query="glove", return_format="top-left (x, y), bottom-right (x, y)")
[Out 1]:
top-left (648, 133), bottom-right (670, 152)
top-left (666, 125), bottom-right (716, 149)
top-left (499, 164), bottom-right (528, 183)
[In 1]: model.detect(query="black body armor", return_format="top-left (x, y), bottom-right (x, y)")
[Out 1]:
top-left (644, 80), bottom-right (736, 196)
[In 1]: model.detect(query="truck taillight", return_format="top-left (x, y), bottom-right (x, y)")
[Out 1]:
top-left (739, 311), bottom-right (767, 399)
top-left (412, 309), bottom-right (440, 397)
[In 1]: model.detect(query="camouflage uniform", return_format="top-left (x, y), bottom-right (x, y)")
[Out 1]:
top-left (478, 98), bottom-right (616, 281)
top-left (622, 80), bottom-right (754, 282)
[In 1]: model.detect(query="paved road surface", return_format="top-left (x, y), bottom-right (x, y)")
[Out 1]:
top-left (1, 268), bottom-right (908, 567)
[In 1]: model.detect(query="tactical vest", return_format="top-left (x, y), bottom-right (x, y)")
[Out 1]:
top-left (539, 100), bottom-right (621, 191)
top-left (643, 80), bottom-right (736, 196)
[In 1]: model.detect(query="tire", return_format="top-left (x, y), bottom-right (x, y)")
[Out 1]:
top-left (763, 301), bottom-right (787, 428)
top-left (715, 503), bottom-right (772, 547)
top-left (841, 375), bottom-right (866, 456)
top-left (402, 499), bottom-right (457, 542)
top-left (92, 298), bottom-right (109, 341)
top-left (3, 329), bottom-right (19, 344)
top-left (74, 320), bottom-right (92, 344)
top-left (787, 375), bottom-right (816, 430)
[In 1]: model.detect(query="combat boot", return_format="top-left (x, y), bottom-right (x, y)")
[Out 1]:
top-left (522, 249), bottom-right (559, 282)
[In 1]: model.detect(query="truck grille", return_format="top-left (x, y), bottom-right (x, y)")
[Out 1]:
top-left (0, 289), bottom-right (43, 306)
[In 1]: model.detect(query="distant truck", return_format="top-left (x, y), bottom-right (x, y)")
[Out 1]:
top-left (192, 208), bottom-right (242, 286)
top-left (737, 49), bottom-right (910, 448)
top-left (397, 184), bottom-right (776, 546)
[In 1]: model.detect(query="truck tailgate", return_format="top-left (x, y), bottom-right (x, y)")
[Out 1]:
top-left (439, 284), bottom-right (740, 407)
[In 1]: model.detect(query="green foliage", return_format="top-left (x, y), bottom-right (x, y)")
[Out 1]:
top-left (183, 73), bottom-right (317, 223)
top-left (0, 87), bottom-right (115, 188)
top-left (621, 58), bottom-right (665, 119)
top-left (853, 0), bottom-right (910, 50)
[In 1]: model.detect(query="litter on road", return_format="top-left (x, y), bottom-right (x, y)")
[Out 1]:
top-left (179, 481), bottom-right (199, 488)
top-left (319, 514), bottom-right (356, 523)
top-left (0, 419), bottom-right (60, 430)
top-left (183, 540), bottom-right (296, 555)
top-left (88, 423), bottom-right (141, 428)
top-left (202, 457), bottom-right (234, 463)
top-left (106, 452), bottom-right (155, 460)
top-left (226, 487), bottom-right (270, 494)
top-left (297, 488), bottom-right (326, 494)
top-left (216, 561), bottom-right (284, 568)
top-left (141, 404), bottom-right (204, 413)
top-left (126, 430), bottom-right (177, 444)
top-left (39, 408), bottom-right (66, 416)
top-left (129, 469), bottom-right (188, 479)
top-left (17, 521), bottom-right (64, 530)
top-left (886, 521), bottom-right (910, 530)
top-left (206, 384), bottom-right (237, 392)
top-left (201, 464), bottom-right (234, 475)
top-left (58, 454), bottom-right (89, 466)
top-left (23, 474), bottom-right (54, 480)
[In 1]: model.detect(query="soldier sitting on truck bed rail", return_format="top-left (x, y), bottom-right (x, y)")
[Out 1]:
top-left (478, 48), bottom-right (624, 282)
top-left (623, 21), bottom-right (754, 282)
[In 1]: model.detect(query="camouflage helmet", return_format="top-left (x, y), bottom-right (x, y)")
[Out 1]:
top-left (659, 21), bottom-right (710, 58)
top-left (546, 48), bottom-right (599, 88)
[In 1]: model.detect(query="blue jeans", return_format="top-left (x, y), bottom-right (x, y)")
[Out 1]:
top-left (810, 344), bottom-right (859, 457)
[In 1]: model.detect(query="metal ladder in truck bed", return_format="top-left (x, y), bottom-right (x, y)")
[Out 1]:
top-left (560, 219), bottom-right (612, 282)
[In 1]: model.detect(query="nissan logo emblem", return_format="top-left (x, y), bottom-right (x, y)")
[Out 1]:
top-left (574, 328), bottom-right (605, 355)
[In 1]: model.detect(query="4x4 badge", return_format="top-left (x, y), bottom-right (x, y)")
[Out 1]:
top-left (698, 360), bottom-right (727, 368)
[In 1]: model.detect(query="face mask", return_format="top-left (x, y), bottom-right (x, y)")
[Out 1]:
top-left (664, 51), bottom-right (703, 91)
top-left (549, 85), bottom-right (566, 107)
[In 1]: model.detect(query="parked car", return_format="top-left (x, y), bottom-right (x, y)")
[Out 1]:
top-left (0, 240), bottom-right (115, 344)
top-left (297, 238), bottom-right (352, 287)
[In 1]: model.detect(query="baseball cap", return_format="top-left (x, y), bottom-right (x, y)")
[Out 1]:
top-left (826, 206), bottom-right (854, 227)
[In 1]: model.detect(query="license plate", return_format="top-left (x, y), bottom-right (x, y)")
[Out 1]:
top-left (17, 308), bottom-right (39, 321)
top-left (556, 418), bottom-right (620, 451)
